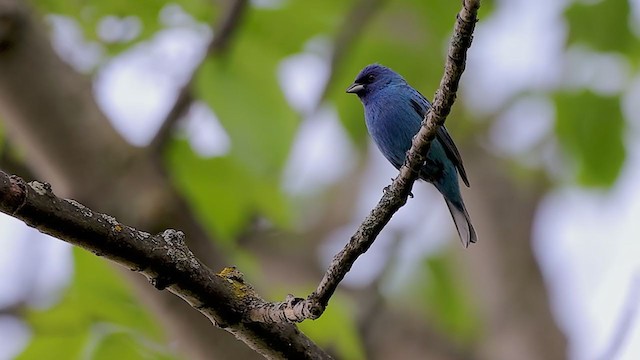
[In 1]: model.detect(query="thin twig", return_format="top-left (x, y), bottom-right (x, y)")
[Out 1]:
top-left (148, 0), bottom-right (248, 154)
top-left (247, 0), bottom-right (481, 323)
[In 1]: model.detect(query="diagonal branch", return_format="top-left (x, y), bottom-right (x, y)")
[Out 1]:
top-left (149, 0), bottom-right (248, 154)
top-left (247, 0), bottom-right (481, 323)
top-left (0, 169), bottom-right (331, 360)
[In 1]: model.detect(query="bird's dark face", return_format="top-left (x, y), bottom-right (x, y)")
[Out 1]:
top-left (346, 64), bottom-right (404, 99)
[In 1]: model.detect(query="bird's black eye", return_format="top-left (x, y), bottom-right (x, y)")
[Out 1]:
top-left (356, 73), bottom-right (376, 85)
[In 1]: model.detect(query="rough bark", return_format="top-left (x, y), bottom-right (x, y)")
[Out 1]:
top-left (0, 171), bottom-right (331, 359)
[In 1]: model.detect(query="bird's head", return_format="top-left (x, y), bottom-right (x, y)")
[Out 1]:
top-left (346, 64), bottom-right (405, 99)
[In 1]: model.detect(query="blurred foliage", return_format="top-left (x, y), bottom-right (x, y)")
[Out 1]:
top-left (18, 248), bottom-right (174, 360)
top-left (420, 253), bottom-right (480, 343)
top-left (34, 0), bottom-right (215, 54)
top-left (167, 139), bottom-right (291, 243)
top-left (20, 0), bottom-right (639, 358)
top-left (196, 57), bottom-right (297, 178)
top-left (560, 0), bottom-right (634, 187)
top-left (555, 91), bottom-right (626, 187)
top-left (565, 0), bottom-right (635, 54)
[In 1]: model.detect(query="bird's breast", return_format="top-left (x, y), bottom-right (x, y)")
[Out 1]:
top-left (363, 94), bottom-right (423, 169)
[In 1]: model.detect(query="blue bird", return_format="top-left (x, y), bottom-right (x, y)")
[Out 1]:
top-left (347, 64), bottom-right (477, 247)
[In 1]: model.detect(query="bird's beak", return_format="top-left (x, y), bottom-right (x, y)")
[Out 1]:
top-left (346, 83), bottom-right (364, 94)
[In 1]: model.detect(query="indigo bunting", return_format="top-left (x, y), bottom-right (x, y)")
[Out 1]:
top-left (347, 64), bottom-right (477, 247)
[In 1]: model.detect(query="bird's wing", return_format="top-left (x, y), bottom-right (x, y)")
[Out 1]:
top-left (436, 126), bottom-right (470, 187)
top-left (410, 92), bottom-right (470, 187)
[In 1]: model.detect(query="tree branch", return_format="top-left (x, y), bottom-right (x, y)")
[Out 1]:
top-left (148, 0), bottom-right (248, 154)
top-left (247, 0), bottom-right (481, 323)
top-left (0, 169), bottom-right (331, 360)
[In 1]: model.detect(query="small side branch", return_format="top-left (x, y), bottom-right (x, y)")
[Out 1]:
top-left (247, 0), bottom-right (481, 323)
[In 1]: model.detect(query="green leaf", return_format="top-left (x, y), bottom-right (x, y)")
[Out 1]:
top-left (246, 0), bottom-right (350, 56)
top-left (92, 331), bottom-right (175, 360)
top-left (196, 53), bottom-right (298, 178)
top-left (420, 253), bottom-right (480, 343)
top-left (19, 248), bottom-right (173, 359)
top-left (17, 333), bottom-right (87, 360)
top-left (174, 0), bottom-right (217, 23)
top-left (555, 90), bottom-right (625, 187)
top-left (92, 332), bottom-right (141, 360)
top-left (565, 0), bottom-right (635, 52)
top-left (167, 139), bottom-right (291, 242)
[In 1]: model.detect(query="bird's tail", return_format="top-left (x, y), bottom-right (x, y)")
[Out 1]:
top-left (443, 198), bottom-right (477, 247)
